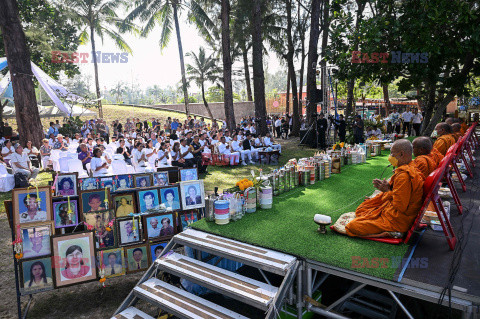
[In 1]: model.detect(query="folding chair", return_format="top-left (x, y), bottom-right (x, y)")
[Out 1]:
top-left (67, 159), bottom-right (88, 178)
top-left (201, 153), bottom-right (213, 166)
top-left (440, 154), bottom-right (463, 214)
top-left (446, 143), bottom-right (467, 192)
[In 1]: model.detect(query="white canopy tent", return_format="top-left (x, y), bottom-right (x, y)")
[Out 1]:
top-left (0, 57), bottom-right (97, 118)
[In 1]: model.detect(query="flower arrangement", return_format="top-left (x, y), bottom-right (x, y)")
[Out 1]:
top-left (332, 142), bottom-right (345, 150)
top-left (236, 178), bottom-right (254, 191)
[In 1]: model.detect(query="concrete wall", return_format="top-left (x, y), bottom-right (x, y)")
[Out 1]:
top-left (147, 102), bottom-right (254, 122)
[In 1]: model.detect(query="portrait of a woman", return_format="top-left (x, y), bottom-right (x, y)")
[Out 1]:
top-left (57, 177), bottom-right (76, 196)
top-left (61, 245), bottom-right (90, 280)
top-left (24, 261), bottom-right (53, 289)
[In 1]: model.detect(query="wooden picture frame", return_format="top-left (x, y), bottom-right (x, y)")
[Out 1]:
top-left (112, 193), bottom-right (137, 218)
top-left (97, 247), bottom-right (126, 278)
top-left (179, 168), bottom-right (198, 181)
top-left (52, 198), bottom-right (79, 229)
top-left (19, 256), bottom-right (55, 295)
top-left (152, 172), bottom-right (169, 187)
top-left (158, 185), bottom-right (182, 211)
top-left (53, 172), bottom-right (79, 197)
top-left (20, 221), bottom-right (54, 259)
top-left (82, 209), bottom-right (117, 250)
top-left (134, 174), bottom-right (152, 188)
top-left (115, 174), bottom-right (134, 191)
top-left (157, 166), bottom-right (179, 184)
top-left (79, 188), bottom-right (111, 215)
top-left (12, 186), bottom-right (53, 227)
top-left (51, 231), bottom-right (97, 288)
top-left (99, 176), bottom-right (116, 193)
top-left (78, 177), bottom-right (99, 191)
top-left (136, 188), bottom-right (160, 214)
top-left (142, 212), bottom-right (177, 242)
top-left (148, 241), bottom-right (168, 265)
top-left (177, 210), bottom-right (201, 232)
top-left (180, 180), bottom-right (205, 210)
top-left (124, 244), bottom-right (150, 274)
top-left (117, 216), bottom-right (143, 246)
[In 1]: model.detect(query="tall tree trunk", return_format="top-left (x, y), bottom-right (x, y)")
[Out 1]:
top-left (286, 0), bottom-right (300, 136)
top-left (345, 1), bottom-right (365, 120)
top-left (420, 80), bottom-right (436, 135)
top-left (382, 83), bottom-right (390, 115)
top-left (221, 0), bottom-right (236, 131)
top-left (297, 0), bottom-right (307, 117)
top-left (251, 0), bottom-right (267, 135)
top-left (306, 0), bottom-right (321, 125)
top-left (0, 0), bottom-right (43, 147)
top-left (319, 0), bottom-right (330, 114)
top-left (0, 100), bottom-right (8, 124)
top-left (201, 84), bottom-right (214, 120)
top-left (173, 3), bottom-right (189, 115)
top-left (241, 45), bottom-right (253, 101)
top-left (90, 25), bottom-right (103, 118)
top-left (286, 67), bottom-right (290, 114)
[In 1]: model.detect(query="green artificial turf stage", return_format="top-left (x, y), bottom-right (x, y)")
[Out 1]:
top-left (192, 153), bottom-right (410, 280)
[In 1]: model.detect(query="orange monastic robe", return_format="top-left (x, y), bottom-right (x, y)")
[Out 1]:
top-left (433, 134), bottom-right (456, 156)
top-left (429, 148), bottom-right (444, 166)
top-left (345, 162), bottom-right (424, 237)
top-left (460, 123), bottom-right (468, 135)
top-left (413, 154), bottom-right (437, 179)
top-left (453, 132), bottom-right (462, 142)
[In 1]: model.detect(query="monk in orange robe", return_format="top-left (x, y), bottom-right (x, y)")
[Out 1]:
top-left (433, 123), bottom-right (456, 156)
top-left (345, 140), bottom-right (424, 237)
top-left (412, 137), bottom-right (437, 179)
top-left (451, 123), bottom-right (462, 141)
top-left (460, 119), bottom-right (468, 135)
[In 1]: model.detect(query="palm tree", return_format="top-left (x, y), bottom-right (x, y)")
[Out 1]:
top-left (63, 0), bottom-right (136, 118)
top-left (186, 47), bottom-right (221, 120)
top-left (125, 0), bottom-right (214, 116)
top-left (110, 81), bottom-right (127, 103)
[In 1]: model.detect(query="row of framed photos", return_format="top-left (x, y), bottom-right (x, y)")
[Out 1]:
top-left (51, 167), bottom-right (199, 197)
top-left (9, 180), bottom-right (206, 229)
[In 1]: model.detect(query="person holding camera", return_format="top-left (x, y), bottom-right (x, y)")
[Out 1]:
top-left (333, 114), bottom-right (346, 142)
top-left (316, 113), bottom-right (328, 149)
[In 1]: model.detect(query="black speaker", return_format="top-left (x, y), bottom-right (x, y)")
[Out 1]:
top-left (311, 89), bottom-right (323, 103)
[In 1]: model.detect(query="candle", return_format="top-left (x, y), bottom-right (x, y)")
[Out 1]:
top-left (67, 196), bottom-right (72, 214)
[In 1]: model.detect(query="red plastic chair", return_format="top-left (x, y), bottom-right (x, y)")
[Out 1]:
top-left (201, 153), bottom-right (213, 166)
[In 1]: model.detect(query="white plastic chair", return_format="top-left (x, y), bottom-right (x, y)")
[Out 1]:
top-left (59, 151), bottom-right (69, 158)
top-left (112, 159), bottom-right (135, 174)
top-left (58, 157), bottom-right (70, 173)
top-left (67, 159), bottom-right (88, 177)
top-left (0, 164), bottom-right (15, 192)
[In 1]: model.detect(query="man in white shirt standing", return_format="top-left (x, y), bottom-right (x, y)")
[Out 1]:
top-left (401, 109), bottom-right (413, 136)
top-left (274, 117), bottom-right (282, 138)
top-left (11, 144), bottom-right (39, 180)
top-left (411, 109), bottom-right (423, 136)
top-left (263, 132), bottom-right (281, 153)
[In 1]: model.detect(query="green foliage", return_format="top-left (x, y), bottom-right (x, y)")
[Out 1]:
top-left (178, 96), bottom-right (198, 103)
top-left (58, 116), bottom-right (83, 137)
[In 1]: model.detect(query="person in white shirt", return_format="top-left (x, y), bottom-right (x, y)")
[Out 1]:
top-left (231, 135), bottom-right (252, 165)
top-left (217, 136), bottom-right (240, 165)
top-left (11, 144), bottom-right (39, 180)
top-left (132, 142), bottom-right (147, 171)
top-left (263, 132), bottom-right (281, 153)
top-left (1, 139), bottom-right (15, 162)
top-left (90, 148), bottom-right (109, 176)
top-left (156, 142), bottom-right (170, 166)
top-left (179, 139), bottom-right (195, 167)
top-left (249, 125), bottom-right (256, 135)
top-left (48, 134), bottom-right (56, 148)
top-left (199, 134), bottom-right (211, 154)
top-left (254, 136), bottom-right (263, 148)
top-left (411, 109), bottom-right (423, 136)
top-left (401, 109), bottom-right (414, 135)
top-left (274, 117), bottom-right (282, 138)
top-left (144, 140), bottom-right (158, 168)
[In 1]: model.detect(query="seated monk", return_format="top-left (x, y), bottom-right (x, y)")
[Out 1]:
top-left (412, 137), bottom-right (437, 179)
top-left (344, 140), bottom-right (424, 238)
top-left (460, 119), bottom-right (468, 135)
top-left (451, 123), bottom-right (462, 142)
top-left (433, 122), bottom-right (456, 156)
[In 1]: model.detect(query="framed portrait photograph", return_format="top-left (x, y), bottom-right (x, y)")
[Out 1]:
top-left (117, 217), bottom-right (142, 246)
top-left (180, 168), bottom-right (198, 182)
top-left (112, 193), bottom-right (136, 218)
top-left (134, 174), bottom-right (152, 188)
top-left (178, 210), bottom-right (200, 232)
top-left (54, 173), bottom-right (78, 197)
top-left (20, 257), bottom-right (55, 294)
top-left (12, 187), bottom-right (53, 226)
top-left (159, 186), bottom-right (181, 211)
top-left (143, 212), bottom-right (176, 241)
top-left (21, 221), bottom-right (54, 259)
top-left (115, 174), bottom-right (134, 191)
top-left (51, 231), bottom-right (97, 287)
top-left (153, 172), bottom-right (169, 187)
top-left (125, 244), bottom-right (149, 274)
top-left (137, 188), bottom-right (160, 214)
top-left (149, 241), bottom-right (168, 264)
top-left (83, 210), bottom-right (116, 250)
top-left (157, 167), bottom-right (179, 184)
top-left (98, 248), bottom-right (126, 278)
top-left (79, 189), bottom-right (110, 214)
top-left (100, 177), bottom-right (116, 193)
top-left (180, 180), bottom-right (205, 210)
top-left (78, 177), bottom-right (99, 191)
top-left (52, 199), bottom-right (79, 229)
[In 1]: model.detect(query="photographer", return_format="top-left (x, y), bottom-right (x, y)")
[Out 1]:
top-left (332, 114), bottom-right (346, 142)
top-left (316, 113), bottom-right (328, 149)
top-left (353, 115), bottom-right (365, 144)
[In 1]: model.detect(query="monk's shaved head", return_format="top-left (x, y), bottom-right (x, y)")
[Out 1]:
top-left (412, 137), bottom-right (432, 157)
top-left (391, 139), bottom-right (413, 156)
top-left (445, 118), bottom-right (454, 125)
top-left (435, 122), bottom-right (452, 135)
top-left (452, 123), bottom-right (461, 133)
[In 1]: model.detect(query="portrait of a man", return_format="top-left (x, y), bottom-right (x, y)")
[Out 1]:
top-left (126, 246), bottom-right (148, 272)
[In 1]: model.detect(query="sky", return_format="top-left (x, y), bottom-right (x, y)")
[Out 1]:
top-left (75, 17), bottom-right (283, 92)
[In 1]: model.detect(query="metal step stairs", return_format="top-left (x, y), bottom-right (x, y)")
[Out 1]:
top-left (112, 229), bottom-right (299, 319)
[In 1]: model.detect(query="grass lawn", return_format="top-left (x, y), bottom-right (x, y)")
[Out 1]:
top-left (193, 151), bottom-right (408, 281)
